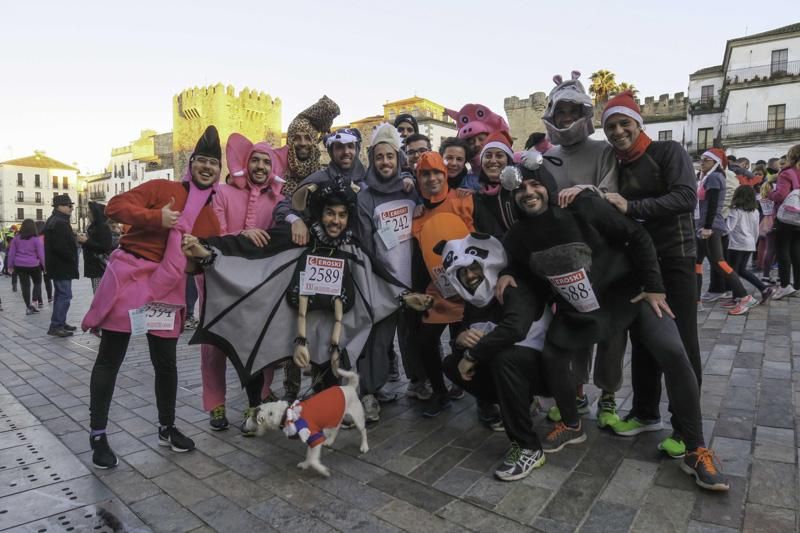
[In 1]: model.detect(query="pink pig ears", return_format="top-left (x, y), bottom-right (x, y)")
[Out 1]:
top-left (571, 70), bottom-right (581, 80)
top-left (552, 74), bottom-right (563, 85)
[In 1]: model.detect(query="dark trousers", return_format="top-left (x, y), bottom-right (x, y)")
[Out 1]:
top-left (89, 330), bottom-right (178, 430)
top-left (707, 234), bottom-right (729, 293)
top-left (186, 276), bottom-right (198, 318)
top-left (418, 322), bottom-right (459, 395)
top-left (631, 257), bottom-right (701, 436)
top-left (397, 307), bottom-right (425, 383)
top-left (41, 272), bottom-right (53, 300)
top-left (443, 346), bottom-right (551, 450)
top-left (697, 232), bottom-right (746, 298)
top-left (15, 266), bottom-right (42, 308)
top-left (357, 314), bottom-right (398, 394)
top-left (728, 250), bottom-right (766, 292)
top-left (775, 225), bottom-right (800, 288)
top-left (625, 298), bottom-right (703, 449)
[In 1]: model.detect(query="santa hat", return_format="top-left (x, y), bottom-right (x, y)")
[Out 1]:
top-left (479, 131), bottom-right (514, 161)
top-left (416, 152), bottom-right (447, 175)
top-left (370, 123), bottom-right (402, 152)
top-left (602, 90), bottom-right (642, 127)
top-left (702, 148), bottom-right (728, 169)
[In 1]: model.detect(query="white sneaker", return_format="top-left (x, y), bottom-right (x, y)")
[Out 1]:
top-left (772, 285), bottom-right (797, 300)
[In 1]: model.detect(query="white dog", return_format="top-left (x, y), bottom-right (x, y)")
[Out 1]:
top-left (243, 368), bottom-right (368, 477)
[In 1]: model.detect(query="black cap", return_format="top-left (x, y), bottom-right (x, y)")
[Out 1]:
top-left (52, 193), bottom-right (74, 207)
top-left (194, 125), bottom-right (222, 160)
top-left (393, 114), bottom-right (419, 133)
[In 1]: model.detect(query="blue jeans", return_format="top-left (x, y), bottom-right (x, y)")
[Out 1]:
top-left (50, 279), bottom-right (72, 329)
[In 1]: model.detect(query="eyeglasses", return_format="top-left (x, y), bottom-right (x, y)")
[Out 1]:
top-left (406, 147), bottom-right (429, 157)
top-left (194, 156), bottom-right (220, 166)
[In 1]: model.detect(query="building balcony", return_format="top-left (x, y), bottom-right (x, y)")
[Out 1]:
top-left (15, 198), bottom-right (45, 206)
top-left (688, 97), bottom-right (724, 115)
top-left (725, 60), bottom-right (800, 86)
top-left (89, 192), bottom-right (107, 200)
top-left (721, 117), bottom-right (800, 141)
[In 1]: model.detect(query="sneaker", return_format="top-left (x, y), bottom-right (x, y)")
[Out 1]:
top-left (28, 305), bottom-right (39, 314)
top-left (422, 395), bottom-right (452, 418)
top-left (494, 442), bottom-right (545, 481)
top-left (772, 285), bottom-right (797, 300)
top-left (90, 433), bottom-right (118, 469)
top-left (719, 298), bottom-right (738, 309)
top-left (158, 426), bottom-right (195, 452)
top-left (26, 307), bottom-right (34, 315)
top-left (62, 324), bottom-right (77, 331)
top-left (47, 327), bottom-right (73, 337)
top-left (37, 300), bottom-right (43, 308)
top-left (697, 301), bottom-right (706, 313)
top-left (184, 317), bottom-right (199, 330)
top-left (597, 393), bottom-right (620, 428)
top-left (729, 295), bottom-right (759, 316)
top-left (681, 447), bottom-right (730, 491)
top-left (448, 385), bottom-right (465, 400)
top-left (700, 291), bottom-right (724, 302)
top-left (760, 286), bottom-right (775, 304)
top-left (374, 389), bottom-right (398, 403)
top-left (240, 408), bottom-right (256, 437)
top-left (406, 381), bottom-right (433, 401)
top-left (547, 394), bottom-right (590, 422)
top-left (478, 402), bottom-right (504, 431)
top-left (542, 421), bottom-right (587, 453)
top-left (610, 415), bottom-right (662, 436)
top-left (658, 434), bottom-right (686, 458)
top-left (209, 405), bottom-right (229, 431)
top-left (362, 394), bottom-right (380, 422)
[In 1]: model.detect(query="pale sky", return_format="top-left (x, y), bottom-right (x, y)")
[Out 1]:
top-left (1, 0), bottom-right (795, 173)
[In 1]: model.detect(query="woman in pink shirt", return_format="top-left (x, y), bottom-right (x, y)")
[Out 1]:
top-left (7, 219), bottom-right (45, 314)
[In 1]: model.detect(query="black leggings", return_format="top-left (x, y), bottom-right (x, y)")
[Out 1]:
top-left (89, 330), bottom-right (178, 430)
top-left (418, 322), bottom-right (460, 396)
top-left (15, 266), bottom-right (42, 308)
top-left (696, 231), bottom-right (746, 298)
top-left (775, 225), bottom-right (800, 288)
top-left (728, 250), bottom-right (766, 293)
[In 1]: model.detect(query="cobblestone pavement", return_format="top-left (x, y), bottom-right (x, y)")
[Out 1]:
top-left (0, 274), bottom-right (798, 532)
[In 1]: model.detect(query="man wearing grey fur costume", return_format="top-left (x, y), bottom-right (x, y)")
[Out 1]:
top-left (536, 71), bottom-right (624, 427)
top-left (353, 123), bottom-right (420, 422)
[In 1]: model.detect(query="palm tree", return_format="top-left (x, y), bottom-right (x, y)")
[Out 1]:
top-left (589, 70), bottom-right (618, 104)
top-left (615, 82), bottom-right (638, 96)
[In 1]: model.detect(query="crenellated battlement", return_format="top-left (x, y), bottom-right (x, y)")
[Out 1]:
top-left (637, 92), bottom-right (687, 120)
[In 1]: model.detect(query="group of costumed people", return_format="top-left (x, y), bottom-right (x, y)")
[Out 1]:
top-left (80, 77), bottom-right (732, 492)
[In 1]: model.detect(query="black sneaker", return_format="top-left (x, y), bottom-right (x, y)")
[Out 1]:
top-left (542, 421), bottom-right (587, 453)
top-left (158, 426), bottom-right (195, 452)
top-left (681, 447), bottom-right (730, 491)
top-left (495, 442), bottom-right (545, 481)
top-left (478, 402), bottom-right (504, 431)
top-left (28, 306), bottom-right (40, 314)
top-left (63, 324), bottom-right (77, 331)
top-left (90, 433), bottom-right (118, 469)
top-left (47, 327), bottom-right (73, 337)
top-left (422, 395), bottom-right (452, 418)
top-left (448, 385), bottom-right (466, 400)
top-left (209, 405), bottom-right (229, 431)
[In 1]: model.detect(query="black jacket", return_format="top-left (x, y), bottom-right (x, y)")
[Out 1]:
top-left (82, 202), bottom-right (113, 278)
top-left (473, 188), bottom-right (517, 240)
top-left (44, 210), bottom-right (79, 280)
top-left (616, 141), bottom-right (697, 258)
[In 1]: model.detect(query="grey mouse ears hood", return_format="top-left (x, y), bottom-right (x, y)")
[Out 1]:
top-left (542, 71), bottom-right (596, 145)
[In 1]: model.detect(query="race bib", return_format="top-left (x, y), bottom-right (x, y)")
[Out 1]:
top-left (432, 265), bottom-right (458, 298)
top-left (760, 199), bottom-right (775, 216)
top-left (128, 302), bottom-right (182, 335)
top-left (302, 255), bottom-right (344, 296)
top-left (546, 268), bottom-right (599, 313)
top-left (378, 201), bottom-right (413, 247)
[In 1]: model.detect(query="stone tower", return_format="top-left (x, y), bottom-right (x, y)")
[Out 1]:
top-left (172, 83), bottom-right (282, 177)
top-left (503, 92), bottom-right (548, 150)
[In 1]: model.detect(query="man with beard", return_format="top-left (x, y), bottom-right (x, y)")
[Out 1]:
top-left (500, 164), bottom-right (729, 491)
top-left (202, 133), bottom-right (285, 433)
top-left (354, 123), bottom-right (419, 421)
top-left (82, 126), bottom-right (222, 469)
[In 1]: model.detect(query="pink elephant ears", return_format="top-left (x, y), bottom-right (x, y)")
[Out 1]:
top-left (225, 133), bottom-right (253, 187)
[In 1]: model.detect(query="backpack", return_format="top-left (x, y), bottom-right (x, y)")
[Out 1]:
top-left (776, 169), bottom-right (800, 226)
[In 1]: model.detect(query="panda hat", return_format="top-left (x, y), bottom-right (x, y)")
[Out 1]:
top-left (435, 233), bottom-right (507, 308)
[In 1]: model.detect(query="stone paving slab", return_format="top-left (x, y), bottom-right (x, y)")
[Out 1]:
top-left (2, 270), bottom-right (800, 531)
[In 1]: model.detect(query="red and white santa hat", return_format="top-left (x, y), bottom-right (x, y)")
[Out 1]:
top-left (602, 90), bottom-right (642, 127)
top-left (479, 131), bottom-right (514, 161)
top-left (702, 148), bottom-right (728, 169)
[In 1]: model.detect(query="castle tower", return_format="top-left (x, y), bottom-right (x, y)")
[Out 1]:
top-left (503, 92), bottom-right (547, 150)
top-left (172, 83), bottom-right (282, 177)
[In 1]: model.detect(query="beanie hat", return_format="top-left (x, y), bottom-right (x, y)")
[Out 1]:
top-left (52, 193), bottom-right (74, 207)
top-left (393, 113), bottom-right (419, 134)
top-left (602, 90), bottom-right (642, 127)
top-left (702, 148), bottom-right (728, 170)
top-left (370, 123), bottom-right (402, 152)
top-left (479, 131), bottom-right (514, 161)
top-left (193, 125), bottom-right (221, 160)
top-left (325, 128), bottom-right (361, 148)
top-left (416, 152), bottom-right (447, 175)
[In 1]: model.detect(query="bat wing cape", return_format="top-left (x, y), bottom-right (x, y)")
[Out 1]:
top-left (190, 229), bottom-right (407, 387)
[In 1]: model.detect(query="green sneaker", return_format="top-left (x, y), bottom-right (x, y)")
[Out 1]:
top-left (658, 435), bottom-right (686, 458)
top-left (547, 395), bottom-right (590, 422)
top-left (240, 407), bottom-right (257, 437)
top-left (610, 415), bottom-right (662, 436)
top-left (596, 393), bottom-right (620, 428)
top-left (209, 405), bottom-right (229, 432)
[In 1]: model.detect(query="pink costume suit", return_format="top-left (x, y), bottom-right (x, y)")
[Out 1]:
top-left (201, 134), bottom-right (286, 410)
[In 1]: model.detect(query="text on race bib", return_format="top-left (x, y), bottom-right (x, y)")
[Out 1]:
top-left (301, 255), bottom-right (344, 296)
top-left (432, 265), bottom-right (458, 299)
top-left (546, 268), bottom-right (600, 313)
top-left (759, 199), bottom-right (775, 216)
top-left (129, 302), bottom-right (183, 335)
